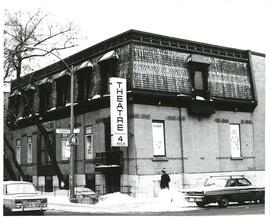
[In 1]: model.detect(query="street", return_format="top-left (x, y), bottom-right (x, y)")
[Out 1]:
top-left (44, 203), bottom-right (265, 216)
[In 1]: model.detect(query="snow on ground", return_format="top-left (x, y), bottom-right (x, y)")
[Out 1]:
top-left (45, 188), bottom-right (197, 213)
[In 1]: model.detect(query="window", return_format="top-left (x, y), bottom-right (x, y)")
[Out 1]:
top-left (38, 132), bottom-right (54, 166)
top-left (237, 178), bottom-right (251, 186)
top-left (39, 83), bottom-right (51, 114)
top-left (16, 139), bottom-right (21, 164)
top-left (194, 71), bottom-right (204, 90)
top-left (61, 133), bottom-right (70, 160)
top-left (56, 76), bottom-right (70, 107)
top-left (27, 136), bottom-right (32, 164)
top-left (22, 90), bottom-right (35, 117)
top-left (230, 124), bottom-right (242, 158)
top-left (77, 71), bottom-right (91, 102)
top-left (152, 120), bottom-right (166, 156)
top-left (85, 126), bottom-right (94, 159)
top-left (98, 50), bottom-right (119, 95)
top-left (187, 54), bottom-right (210, 99)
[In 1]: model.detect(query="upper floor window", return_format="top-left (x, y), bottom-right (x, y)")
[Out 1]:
top-left (98, 50), bottom-right (119, 95)
top-left (9, 90), bottom-right (22, 117)
top-left (187, 54), bottom-right (210, 99)
top-left (38, 78), bottom-right (52, 114)
top-left (152, 120), bottom-right (166, 157)
top-left (55, 73), bottom-right (70, 107)
top-left (22, 85), bottom-right (35, 117)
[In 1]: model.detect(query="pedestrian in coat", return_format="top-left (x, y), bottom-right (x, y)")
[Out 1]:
top-left (160, 168), bottom-right (170, 189)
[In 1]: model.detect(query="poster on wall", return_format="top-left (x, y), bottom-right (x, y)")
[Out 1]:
top-left (110, 77), bottom-right (128, 147)
top-left (230, 124), bottom-right (241, 158)
top-left (152, 121), bottom-right (165, 156)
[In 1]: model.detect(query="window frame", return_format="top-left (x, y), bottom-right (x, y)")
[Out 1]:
top-left (152, 120), bottom-right (166, 157)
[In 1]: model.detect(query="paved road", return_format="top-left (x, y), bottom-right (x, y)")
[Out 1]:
top-left (44, 203), bottom-right (265, 216)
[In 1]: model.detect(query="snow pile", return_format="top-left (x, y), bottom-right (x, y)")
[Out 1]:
top-left (97, 192), bottom-right (135, 206)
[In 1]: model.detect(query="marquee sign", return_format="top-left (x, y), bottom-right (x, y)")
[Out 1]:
top-left (110, 77), bottom-right (128, 147)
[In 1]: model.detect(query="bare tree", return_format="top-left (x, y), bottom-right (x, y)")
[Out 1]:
top-left (4, 9), bottom-right (81, 187)
top-left (4, 9), bottom-right (80, 80)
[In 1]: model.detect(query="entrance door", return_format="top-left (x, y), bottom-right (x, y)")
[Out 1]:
top-left (105, 172), bottom-right (120, 193)
top-left (45, 176), bottom-right (53, 192)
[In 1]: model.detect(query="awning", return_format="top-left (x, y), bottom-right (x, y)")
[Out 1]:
top-left (23, 84), bottom-right (35, 91)
top-left (53, 69), bottom-right (70, 80)
top-left (9, 90), bottom-right (21, 97)
top-left (37, 77), bottom-right (53, 86)
top-left (74, 60), bottom-right (93, 72)
top-left (98, 50), bottom-right (119, 63)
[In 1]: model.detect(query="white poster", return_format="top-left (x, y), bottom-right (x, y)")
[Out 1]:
top-left (152, 121), bottom-right (165, 156)
top-left (85, 135), bottom-right (93, 159)
top-left (230, 124), bottom-right (241, 158)
top-left (110, 77), bottom-right (128, 147)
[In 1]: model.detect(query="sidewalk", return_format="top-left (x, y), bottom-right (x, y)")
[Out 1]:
top-left (44, 190), bottom-right (198, 214)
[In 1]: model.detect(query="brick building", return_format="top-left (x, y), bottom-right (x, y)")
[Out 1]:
top-left (6, 30), bottom-right (265, 197)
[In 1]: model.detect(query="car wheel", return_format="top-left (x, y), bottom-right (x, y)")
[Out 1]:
top-left (259, 198), bottom-right (265, 204)
top-left (196, 202), bottom-right (205, 208)
top-left (218, 197), bottom-right (229, 208)
top-left (238, 200), bottom-right (245, 205)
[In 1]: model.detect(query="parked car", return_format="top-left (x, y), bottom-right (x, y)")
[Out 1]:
top-left (181, 175), bottom-right (265, 208)
top-left (3, 181), bottom-right (48, 215)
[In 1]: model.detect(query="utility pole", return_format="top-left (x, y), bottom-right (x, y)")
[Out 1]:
top-left (69, 66), bottom-right (77, 203)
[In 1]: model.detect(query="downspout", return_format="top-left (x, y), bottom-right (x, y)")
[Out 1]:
top-left (178, 98), bottom-right (185, 189)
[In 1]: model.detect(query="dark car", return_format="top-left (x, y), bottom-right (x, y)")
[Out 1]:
top-left (182, 175), bottom-right (265, 208)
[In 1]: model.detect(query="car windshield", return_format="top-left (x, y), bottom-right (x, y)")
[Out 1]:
top-left (204, 178), bottom-right (227, 187)
top-left (6, 184), bottom-right (36, 195)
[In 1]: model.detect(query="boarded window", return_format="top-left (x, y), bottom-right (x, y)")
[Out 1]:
top-left (85, 125), bottom-right (94, 159)
top-left (16, 139), bottom-right (21, 164)
top-left (230, 124), bottom-right (242, 158)
top-left (61, 133), bottom-right (70, 160)
top-left (27, 136), bottom-right (32, 164)
top-left (194, 71), bottom-right (204, 90)
top-left (152, 120), bottom-right (166, 156)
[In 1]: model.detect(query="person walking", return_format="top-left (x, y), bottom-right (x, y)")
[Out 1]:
top-left (160, 168), bottom-right (170, 189)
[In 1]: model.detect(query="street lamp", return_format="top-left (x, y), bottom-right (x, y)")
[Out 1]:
top-left (26, 47), bottom-right (77, 202)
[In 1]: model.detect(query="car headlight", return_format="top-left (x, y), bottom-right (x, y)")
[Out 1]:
top-left (15, 200), bottom-right (23, 208)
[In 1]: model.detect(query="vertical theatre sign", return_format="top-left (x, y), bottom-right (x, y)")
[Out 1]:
top-left (110, 77), bottom-right (128, 147)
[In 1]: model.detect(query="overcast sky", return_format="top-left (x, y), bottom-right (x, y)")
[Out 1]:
top-left (2, 0), bottom-right (269, 61)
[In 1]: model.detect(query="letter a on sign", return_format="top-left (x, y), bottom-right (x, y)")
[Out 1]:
top-left (110, 77), bottom-right (128, 147)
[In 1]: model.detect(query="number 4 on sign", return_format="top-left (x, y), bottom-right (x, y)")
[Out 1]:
top-left (118, 136), bottom-right (123, 142)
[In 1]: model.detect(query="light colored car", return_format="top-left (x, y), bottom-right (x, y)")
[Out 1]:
top-left (3, 181), bottom-right (48, 215)
top-left (182, 175), bottom-right (265, 208)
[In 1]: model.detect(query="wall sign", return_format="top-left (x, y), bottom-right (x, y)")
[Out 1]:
top-left (152, 121), bottom-right (165, 156)
top-left (110, 77), bottom-right (128, 147)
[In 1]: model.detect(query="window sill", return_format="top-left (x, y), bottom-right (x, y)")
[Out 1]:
top-left (231, 157), bottom-right (243, 160)
top-left (152, 157), bottom-right (168, 161)
top-left (59, 160), bottom-right (70, 164)
top-left (85, 159), bottom-right (95, 163)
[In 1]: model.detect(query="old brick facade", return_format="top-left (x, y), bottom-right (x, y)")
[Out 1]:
top-left (6, 30), bottom-right (265, 197)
